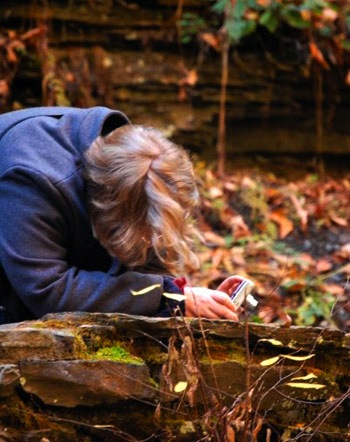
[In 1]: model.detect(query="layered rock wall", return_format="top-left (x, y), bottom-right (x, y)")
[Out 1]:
top-left (0, 313), bottom-right (349, 441)
top-left (1, 1), bottom-right (350, 156)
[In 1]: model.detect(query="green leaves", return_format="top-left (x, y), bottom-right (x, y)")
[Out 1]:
top-left (206, 0), bottom-right (347, 45)
top-left (259, 9), bottom-right (279, 33)
top-left (226, 18), bottom-right (257, 43)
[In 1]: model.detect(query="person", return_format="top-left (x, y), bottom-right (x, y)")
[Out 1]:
top-left (0, 106), bottom-right (243, 324)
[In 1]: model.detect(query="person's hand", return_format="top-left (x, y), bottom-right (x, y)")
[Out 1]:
top-left (184, 286), bottom-right (239, 320)
top-left (216, 275), bottom-right (245, 297)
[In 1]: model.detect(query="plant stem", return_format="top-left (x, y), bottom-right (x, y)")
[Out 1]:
top-left (217, 38), bottom-right (229, 177)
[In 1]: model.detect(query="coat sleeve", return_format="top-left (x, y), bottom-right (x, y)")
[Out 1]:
top-left (0, 166), bottom-right (168, 318)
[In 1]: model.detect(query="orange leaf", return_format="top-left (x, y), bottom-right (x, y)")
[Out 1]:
top-left (0, 80), bottom-right (9, 98)
top-left (181, 69), bottom-right (197, 86)
top-left (6, 47), bottom-right (18, 64)
top-left (320, 283), bottom-right (344, 296)
top-left (330, 215), bottom-right (347, 227)
top-left (200, 33), bottom-right (221, 50)
top-left (202, 231), bottom-right (226, 247)
top-left (322, 8), bottom-right (338, 22)
top-left (334, 243), bottom-right (350, 261)
top-left (20, 27), bottom-right (46, 41)
top-left (284, 280), bottom-right (307, 293)
top-left (315, 259), bottom-right (332, 274)
top-left (211, 248), bottom-right (225, 269)
top-left (256, 0), bottom-right (272, 7)
top-left (346, 70), bottom-right (350, 86)
top-left (269, 211), bottom-right (294, 239)
top-left (309, 41), bottom-right (329, 69)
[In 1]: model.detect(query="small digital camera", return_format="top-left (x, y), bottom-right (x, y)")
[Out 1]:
top-left (230, 278), bottom-right (258, 313)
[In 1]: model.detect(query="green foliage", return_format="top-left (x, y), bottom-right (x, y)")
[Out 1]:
top-left (200, 0), bottom-right (350, 47)
top-left (179, 12), bottom-right (208, 44)
top-left (293, 288), bottom-right (335, 326)
top-left (282, 278), bottom-right (337, 326)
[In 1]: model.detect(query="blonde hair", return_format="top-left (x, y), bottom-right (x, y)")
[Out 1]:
top-left (84, 124), bottom-right (199, 275)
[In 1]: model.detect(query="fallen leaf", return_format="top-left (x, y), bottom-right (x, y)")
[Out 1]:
top-left (200, 32), bottom-right (221, 50)
top-left (258, 338), bottom-right (284, 346)
top-left (202, 231), bottom-right (226, 247)
top-left (320, 283), bottom-right (344, 296)
top-left (315, 258), bottom-right (333, 274)
top-left (285, 382), bottom-right (326, 389)
top-left (174, 381), bottom-right (188, 393)
top-left (269, 211), bottom-right (294, 238)
top-left (282, 354), bottom-right (315, 361)
top-left (330, 215), bottom-right (348, 227)
top-left (322, 7), bottom-right (338, 22)
top-left (209, 186), bottom-right (224, 199)
top-left (291, 373), bottom-right (318, 381)
top-left (309, 41), bottom-right (329, 69)
top-left (260, 356), bottom-right (280, 366)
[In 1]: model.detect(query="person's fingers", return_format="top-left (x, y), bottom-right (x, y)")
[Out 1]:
top-left (207, 292), bottom-right (239, 320)
top-left (211, 290), bottom-right (238, 311)
top-left (184, 287), bottom-right (239, 320)
top-left (208, 304), bottom-right (239, 320)
top-left (216, 275), bottom-right (244, 295)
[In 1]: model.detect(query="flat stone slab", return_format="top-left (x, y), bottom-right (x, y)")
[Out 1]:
top-left (19, 359), bottom-right (155, 407)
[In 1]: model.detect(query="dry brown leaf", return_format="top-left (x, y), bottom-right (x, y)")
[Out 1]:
top-left (330, 215), bottom-right (348, 227)
top-left (288, 193), bottom-right (308, 231)
top-left (315, 258), bottom-right (333, 274)
top-left (200, 32), bottom-right (221, 50)
top-left (345, 69), bottom-right (350, 86)
top-left (334, 243), bottom-right (350, 261)
top-left (6, 46), bottom-right (18, 64)
top-left (202, 231), bottom-right (226, 247)
top-left (230, 247), bottom-right (247, 267)
top-left (269, 211), bottom-right (294, 238)
top-left (211, 248), bottom-right (225, 269)
top-left (231, 215), bottom-right (251, 238)
top-left (320, 283), bottom-right (344, 296)
top-left (209, 185), bottom-right (224, 199)
top-left (309, 41), bottom-right (329, 69)
top-left (283, 279), bottom-right (307, 293)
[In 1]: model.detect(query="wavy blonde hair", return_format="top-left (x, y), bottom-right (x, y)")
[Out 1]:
top-left (84, 124), bottom-right (199, 275)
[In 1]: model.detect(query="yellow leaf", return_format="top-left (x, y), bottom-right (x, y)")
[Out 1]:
top-left (260, 356), bottom-right (280, 366)
top-left (174, 381), bottom-right (188, 393)
top-left (285, 382), bottom-right (326, 390)
top-left (258, 339), bottom-right (284, 346)
top-left (163, 292), bottom-right (186, 302)
top-left (131, 284), bottom-right (161, 296)
top-left (282, 354), bottom-right (315, 361)
top-left (291, 373), bottom-right (317, 381)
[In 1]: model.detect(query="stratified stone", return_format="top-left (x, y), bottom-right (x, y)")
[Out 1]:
top-left (0, 364), bottom-right (20, 397)
top-left (0, 327), bottom-right (78, 363)
top-left (19, 359), bottom-right (156, 407)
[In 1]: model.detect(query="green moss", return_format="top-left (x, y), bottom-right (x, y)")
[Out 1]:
top-left (92, 345), bottom-right (144, 364)
top-left (144, 352), bottom-right (169, 365)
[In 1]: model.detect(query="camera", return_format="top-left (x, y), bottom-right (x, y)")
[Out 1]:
top-left (230, 278), bottom-right (258, 313)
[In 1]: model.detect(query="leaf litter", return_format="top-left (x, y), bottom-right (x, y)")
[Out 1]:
top-left (190, 163), bottom-right (350, 330)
